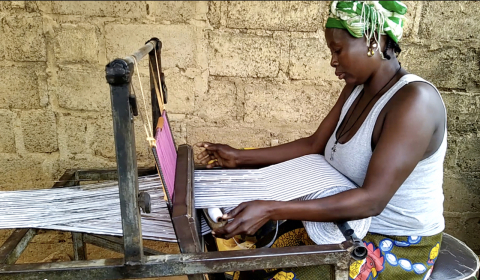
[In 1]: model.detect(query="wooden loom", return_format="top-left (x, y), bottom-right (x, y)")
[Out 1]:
top-left (0, 38), bottom-right (478, 280)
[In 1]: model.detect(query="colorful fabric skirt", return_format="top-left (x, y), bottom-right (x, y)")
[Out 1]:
top-left (232, 220), bottom-right (442, 280)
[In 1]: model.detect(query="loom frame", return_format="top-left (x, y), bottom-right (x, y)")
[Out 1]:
top-left (0, 38), bottom-right (361, 280)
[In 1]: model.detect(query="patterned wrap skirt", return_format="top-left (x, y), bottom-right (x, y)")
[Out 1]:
top-left (232, 220), bottom-right (442, 280)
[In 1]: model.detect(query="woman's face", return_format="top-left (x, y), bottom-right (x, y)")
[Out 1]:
top-left (325, 28), bottom-right (378, 85)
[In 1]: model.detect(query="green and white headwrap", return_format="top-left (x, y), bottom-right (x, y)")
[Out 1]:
top-left (326, 1), bottom-right (407, 55)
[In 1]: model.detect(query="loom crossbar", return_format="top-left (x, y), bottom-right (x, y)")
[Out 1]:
top-left (124, 41), bottom-right (156, 70)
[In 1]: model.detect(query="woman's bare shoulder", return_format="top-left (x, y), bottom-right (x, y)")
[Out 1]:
top-left (388, 79), bottom-right (445, 124)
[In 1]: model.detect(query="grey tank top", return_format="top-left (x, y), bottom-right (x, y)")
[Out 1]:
top-left (324, 74), bottom-right (446, 236)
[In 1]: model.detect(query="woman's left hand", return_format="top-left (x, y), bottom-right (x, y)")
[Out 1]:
top-left (212, 200), bottom-right (278, 240)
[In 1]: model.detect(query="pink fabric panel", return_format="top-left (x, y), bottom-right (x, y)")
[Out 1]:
top-left (155, 111), bottom-right (177, 201)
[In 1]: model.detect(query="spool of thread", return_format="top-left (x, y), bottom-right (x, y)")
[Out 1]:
top-left (207, 208), bottom-right (224, 222)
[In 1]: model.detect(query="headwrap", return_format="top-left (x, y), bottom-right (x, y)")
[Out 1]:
top-left (325, 1), bottom-right (407, 54)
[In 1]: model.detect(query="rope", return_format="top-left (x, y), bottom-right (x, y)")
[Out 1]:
top-left (132, 56), bottom-right (156, 147)
top-left (132, 49), bottom-right (177, 203)
top-left (154, 49), bottom-right (165, 111)
top-left (130, 83), bottom-right (154, 146)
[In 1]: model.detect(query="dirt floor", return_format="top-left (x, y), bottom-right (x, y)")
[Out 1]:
top-left (0, 229), bottom-right (188, 280)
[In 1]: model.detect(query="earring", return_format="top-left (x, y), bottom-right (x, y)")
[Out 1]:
top-left (367, 47), bottom-right (375, 57)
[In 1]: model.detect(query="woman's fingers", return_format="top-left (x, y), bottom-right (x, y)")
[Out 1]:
top-left (199, 153), bottom-right (215, 164)
top-left (196, 150), bottom-right (208, 160)
top-left (224, 202), bottom-right (248, 220)
top-left (212, 202), bottom-right (273, 239)
top-left (198, 154), bottom-right (210, 164)
top-left (212, 204), bottom-right (246, 237)
top-left (213, 216), bottom-right (246, 239)
top-left (206, 160), bottom-right (218, 169)
top-left (196, 143), bottom-right (214, 159)
top-left (213, 151), bottom-right (223, 166)
top-left (224, 220), bottom-right (265, 240)
top-left (194, 142), bottom-right (211, 148)
top-left (196, 142), bottom-right (221, 165)
top-left (223, 220), bottom-right (245, 239)
top-left (195, 142), bottom-right (237, 168)
top-left (195, 142), bottom-right (219, 151)
top-left (214, 215), bottom-right (264, 239)
top-left (216, 217), bottom-right (241, 236)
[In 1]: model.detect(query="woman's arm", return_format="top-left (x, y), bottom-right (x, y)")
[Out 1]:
top-left (214, 84), bottom-right (442, 239)
top-left (196, 83), bottom-right (354, 168)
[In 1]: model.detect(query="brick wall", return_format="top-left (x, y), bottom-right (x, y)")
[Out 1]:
top-left (0, 1), bottom-right (479, 261)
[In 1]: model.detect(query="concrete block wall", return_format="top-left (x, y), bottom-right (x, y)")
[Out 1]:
top-left (0, 1), bottom-right (479, 262)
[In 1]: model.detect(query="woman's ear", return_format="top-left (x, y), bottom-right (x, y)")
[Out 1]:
top-left (367, 38), bottom-right (378, 57)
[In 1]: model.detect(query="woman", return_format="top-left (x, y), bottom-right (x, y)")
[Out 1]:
top-left (196, 1), bottom-right (446, 279)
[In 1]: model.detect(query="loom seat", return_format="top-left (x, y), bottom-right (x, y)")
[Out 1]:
top-left (429, 233), bottom-right (479, 280)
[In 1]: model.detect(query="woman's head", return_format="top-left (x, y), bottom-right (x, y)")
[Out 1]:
top-left (324, 1), bottom-right (407, 84)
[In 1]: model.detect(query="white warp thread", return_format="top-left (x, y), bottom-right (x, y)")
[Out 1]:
top-left (195, 154), bottom-right (360, 208)
top-left (0, 175), bottom-right (176, 242)
top-left (0, 154), bottom-right (371, 244)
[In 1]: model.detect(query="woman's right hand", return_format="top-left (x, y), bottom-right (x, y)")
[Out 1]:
top-left (195, 142), bottom-right (240, 168)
